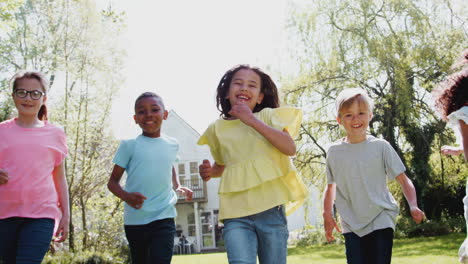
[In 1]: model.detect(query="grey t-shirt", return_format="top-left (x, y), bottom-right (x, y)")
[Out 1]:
top-left (326, 136), bottom-right (405, 237)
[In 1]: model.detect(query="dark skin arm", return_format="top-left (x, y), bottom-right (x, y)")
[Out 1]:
top-left (107, 164), bottom-right (147, 209)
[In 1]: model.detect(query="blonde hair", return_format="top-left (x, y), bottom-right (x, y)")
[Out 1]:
top-left (10, 70), bottom-right (49, 121)
top-left (335, 88), bottom-right (374, 117)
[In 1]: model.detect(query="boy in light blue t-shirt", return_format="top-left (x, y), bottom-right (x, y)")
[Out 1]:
top-left (323, 88), bottom-right (425, 264)
top-left (107, 92), bottom-right (192, 264)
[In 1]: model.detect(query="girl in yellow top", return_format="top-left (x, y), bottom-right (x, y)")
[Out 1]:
top-left (198, 64), bottom-right (308, 264)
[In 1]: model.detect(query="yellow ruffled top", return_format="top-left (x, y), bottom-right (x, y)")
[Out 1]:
top-left (198, 107), bottom-right (309, 220)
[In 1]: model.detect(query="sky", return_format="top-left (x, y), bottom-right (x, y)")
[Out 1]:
top-left (106, 0), bottom-right (297, 138)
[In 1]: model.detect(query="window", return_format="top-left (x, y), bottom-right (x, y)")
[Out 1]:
top-left (190, 162), bottom-right (199, 187)
top-left (178, 163), bottom-right (186, 185)
top-left (187, 213), bottom-right (196, 236)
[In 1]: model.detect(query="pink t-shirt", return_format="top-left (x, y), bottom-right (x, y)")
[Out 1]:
top-left (0, 118), bottom-right (68, 224)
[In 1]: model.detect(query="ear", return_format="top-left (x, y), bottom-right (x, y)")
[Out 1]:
top-left (257, 93), bottom-right (264, 104)
top-left (133, 115), bottom-right (137, 124)
top-left (369, 112), bottom-right (373, 120)
top-left (42, 95), bottom-right (48, 104)
top-left (163, 110), bottom-right (169, 120)
top-left (336, 115), bottom-right (342, 125)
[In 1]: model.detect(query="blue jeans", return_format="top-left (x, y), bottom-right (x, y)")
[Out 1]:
top-left (124, 218), bottom-right (175, 264)
top-left (222, 206), bottom-right (289, 264)
top-left (343, 228), bottom-right (394, 264)
top-left (0, 217), bottom-right (54, 264)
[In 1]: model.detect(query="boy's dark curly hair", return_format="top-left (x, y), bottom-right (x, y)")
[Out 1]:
top-left (215, 64), bottom-right (279, 118)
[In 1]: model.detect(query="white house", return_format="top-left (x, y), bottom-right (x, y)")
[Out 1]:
top-left (162, 110), bottom-right (320, 253)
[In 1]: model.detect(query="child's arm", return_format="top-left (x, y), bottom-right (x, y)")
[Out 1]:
top-left (229, 102), bottom-right (296, 156)
top-left (199, 159), bottom-right (224, 181)
top-left (52, 161), bottom-right (70, 242)
top-left (0, 169), bottom-right (8, 185)
top-left (107, 164), bottom-right (147, 209)
top-left (172, 166), bottom-right (193, 201)
top-left (441, 145), bottom-right (464, 156)
top-left (323, 183), bottom-right (341, 242)
top-left (441, 120), bottom-right (468, 160)
top-left (461, 119), bottom-right (468, 161)
top-left (396, 173), bottom-right (425, 224)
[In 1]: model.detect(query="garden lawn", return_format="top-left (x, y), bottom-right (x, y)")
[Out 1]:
top-left (172, 233), bottom-right (464, 264)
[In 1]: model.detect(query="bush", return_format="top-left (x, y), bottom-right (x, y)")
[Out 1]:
top-left (293, 227), bottom-right (344, 247)
top-left (395, 215), bottom-right (465, 238)
top-left (43, 248), bottom-right (130, 264)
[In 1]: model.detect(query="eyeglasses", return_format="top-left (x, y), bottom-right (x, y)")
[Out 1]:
top-left (14, 89), bottom-right (46, 100)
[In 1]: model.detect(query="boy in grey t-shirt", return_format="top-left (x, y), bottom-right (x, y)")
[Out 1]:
top-left (323, 88), bottom-right (425, 264)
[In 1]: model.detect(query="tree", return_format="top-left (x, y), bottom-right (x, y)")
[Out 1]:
top-left (285, 0), bottom-right (468, 220)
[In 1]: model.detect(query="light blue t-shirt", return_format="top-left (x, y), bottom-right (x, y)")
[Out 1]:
top-left (113, 134), bottom-right (179, 225)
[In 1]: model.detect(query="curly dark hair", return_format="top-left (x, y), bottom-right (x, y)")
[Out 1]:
top-left (433, 67), bottom-right (468, 121)
top-left (215, 64), bottom-right (279, 118)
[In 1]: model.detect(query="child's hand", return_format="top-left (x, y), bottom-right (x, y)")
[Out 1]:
top-left (229, 101), bottom-right (256, 126)
top-left (124, 192), bottom-right (147, 209)
top-left (0, 169), bottom-right (8, 185)
top-left (199, 159), bottom-right (212, 181)
top-left (441, 145), bottom-right (463, 156)
top-left (410, 206), bottom-right (425, 224)
top-left (176, 187), bottom-right (193, 201)
top-left (53, 214), bottom-right (70, 242)
top-left (323, 213), bottom-right (341, 242)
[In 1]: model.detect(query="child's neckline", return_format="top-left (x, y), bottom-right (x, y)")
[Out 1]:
top-left (341, 135), bottom-right (372, 145)
top-left (139, 134), bottom-right (163, 139)
top-left (14, 117), bottom-right (47, 129)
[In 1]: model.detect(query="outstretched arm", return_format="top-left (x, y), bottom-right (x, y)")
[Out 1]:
top-left (323, 183), bottom-right (341, 242)
top-left (441, 120), bottom-right (468, 160)
top-left (229, 102), bottom-right (296, 156)
top-left (396, 173), bottom-right (425, 223)
top-left (107, 164), bottom-right (147, 209)
top-left (52, 161), bottom-right (70, 242)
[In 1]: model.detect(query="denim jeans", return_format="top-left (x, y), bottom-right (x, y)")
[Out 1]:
top-left (0, 217), bottom-right (54, 264)
top-left (222, 206), bottom-right (289, 264)
top-left (124, 218), bottom-right (175, 264)
top-left (343, 228), bottom-right (394, 264)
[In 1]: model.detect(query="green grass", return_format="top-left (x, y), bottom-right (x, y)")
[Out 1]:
top-left (172, 233), bottom-right (465, 264)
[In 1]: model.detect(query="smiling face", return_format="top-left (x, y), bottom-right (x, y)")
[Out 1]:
top-left (337, 99), bottom-right (373, 143)
top-left (226, 69), bottom-right (264, 111)
top-left (133, 96), bottom-right (168, 138)
top-left (12, 77), bottom-right (47, 118)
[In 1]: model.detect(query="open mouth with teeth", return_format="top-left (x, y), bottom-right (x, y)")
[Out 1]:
top-left (236, 94), bottom-right (250, 102)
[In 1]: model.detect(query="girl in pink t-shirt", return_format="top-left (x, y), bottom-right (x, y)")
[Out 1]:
top-left (0, 71), bottom-right (69, 264)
